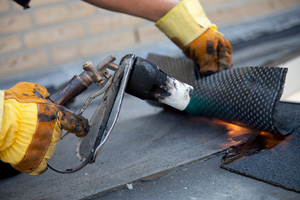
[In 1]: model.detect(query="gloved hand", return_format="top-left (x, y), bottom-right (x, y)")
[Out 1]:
top-left (0, 82), bottom-right (89, 175)
top-left (156, 0), bottom-right (232, 75)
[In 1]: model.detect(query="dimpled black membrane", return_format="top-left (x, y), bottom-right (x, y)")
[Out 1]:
top-left (223, 130), bottom-right (300, 192)
top-left (221, 102), bottom-right (300, 192)
top-left (147, 54), bottom-right (290, 135)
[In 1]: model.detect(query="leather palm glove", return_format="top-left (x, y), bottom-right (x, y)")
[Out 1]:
top-left (156, 0), bottom-right (232, 75)
top-left (0, 82), bottom-right (89, 175)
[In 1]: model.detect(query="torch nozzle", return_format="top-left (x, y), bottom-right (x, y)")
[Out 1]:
top-left (126, 57), bottom-right (193, 111)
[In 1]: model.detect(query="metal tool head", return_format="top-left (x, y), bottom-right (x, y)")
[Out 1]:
top-left (77, 54), bottom-right (135, 163)
top-left (48, 54), bottom-right (135, 173)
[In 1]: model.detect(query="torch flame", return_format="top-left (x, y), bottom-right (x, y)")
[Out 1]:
top-left (259, 131), bottom-right (290, 150)
top-left (214, 119), bottom-right (291, 150)
top-left (189, 117), bottom-right (291, 150)
top-left (213, 119), bottom-right (257, 148)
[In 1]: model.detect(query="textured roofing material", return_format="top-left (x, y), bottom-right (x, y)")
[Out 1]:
top-left (147, 54), bottom-right (291, 134)
top-left (222, 102), bottom-right (300, 192)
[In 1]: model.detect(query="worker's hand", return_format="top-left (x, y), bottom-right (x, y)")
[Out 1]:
top-left (183, 27), bottom-right (232, 75)
top-left (156, 0), bottom-right (232, 75)
top-left (0, 82), bottom-right (89, 175)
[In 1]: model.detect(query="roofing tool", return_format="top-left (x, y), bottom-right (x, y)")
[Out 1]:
top-left (47, 53), bottom-right (291, 173)
top-left (47, 54), bottom-right (194, 173)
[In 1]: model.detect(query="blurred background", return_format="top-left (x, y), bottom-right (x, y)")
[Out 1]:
top-left (0, 0), bottom-right (299, 84)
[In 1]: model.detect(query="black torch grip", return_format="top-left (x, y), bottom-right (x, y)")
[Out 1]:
top-left (126, 56), bottom-right (166, 100)
top-left (126, 57), bottom-right (193, 111)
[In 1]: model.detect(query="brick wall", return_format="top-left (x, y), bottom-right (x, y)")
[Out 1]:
top-left (0, 0), bottom-right (298, 76)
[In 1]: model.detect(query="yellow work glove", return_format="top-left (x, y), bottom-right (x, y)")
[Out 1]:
top-left (156, 0), bottom-right (232, 75)
top-left (0, 82), bottom-right (89, 175)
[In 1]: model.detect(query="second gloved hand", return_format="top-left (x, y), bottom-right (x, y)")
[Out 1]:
top-left (156, 0), bottom-right (232, 75)
top-left (183, 27), bottom-right (232, 75)
top-left (0, 82), bottom-right (89, 175)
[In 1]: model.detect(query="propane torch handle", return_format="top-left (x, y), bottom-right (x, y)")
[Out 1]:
top-left (48, 56), bottom-right (116, 105)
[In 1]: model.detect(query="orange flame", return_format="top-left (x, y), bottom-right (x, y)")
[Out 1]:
top-left (259, 131), bottom-right (291, 150)
top-left (189, 117), bottom-right (291, 150)
top-left (213, 119), bottom-right (258, 148)
top-left (214, 119), bottom-right (291, 149)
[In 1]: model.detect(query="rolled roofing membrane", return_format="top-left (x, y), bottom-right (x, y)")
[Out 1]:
top-left (146, 54), bottom-right (300, 192)
top-left (147, 54), bottom-right (298, 135)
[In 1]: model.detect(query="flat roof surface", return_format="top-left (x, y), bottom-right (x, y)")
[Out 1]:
top-left (0, 9), bottom-right (300, 199)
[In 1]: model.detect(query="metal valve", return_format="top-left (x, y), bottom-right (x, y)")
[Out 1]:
top-left (48, 55), bottom-right (119, 105)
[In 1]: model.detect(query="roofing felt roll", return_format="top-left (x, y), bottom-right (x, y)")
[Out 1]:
top-left (146, 54), bottom-right (296, 135)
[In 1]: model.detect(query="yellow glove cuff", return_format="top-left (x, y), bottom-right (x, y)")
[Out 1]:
top-left (0, 99), bottom-right (37, 165)
top-left (156, 0), bottom-right (215, 48)
top-left (0, 91), bottom-right (4, 134)
top-left (31, 119), bottom-right (62, 175)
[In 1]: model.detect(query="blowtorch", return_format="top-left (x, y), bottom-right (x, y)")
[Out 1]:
top-left (47, 54), bottom-right (194, 173)
top-left (47, 53), bottom-right (288, 173)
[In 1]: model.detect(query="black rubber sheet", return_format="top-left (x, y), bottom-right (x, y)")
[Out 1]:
top-left (146, 54), bottom-right (297, 135)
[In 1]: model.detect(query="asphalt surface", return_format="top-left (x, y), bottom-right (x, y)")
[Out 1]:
top-left (91, 154), bottom-right (300, 200)
top-left (0, 93), bottom-right (235, 200)
top-left (222, 128), bottom-right (300, 193)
